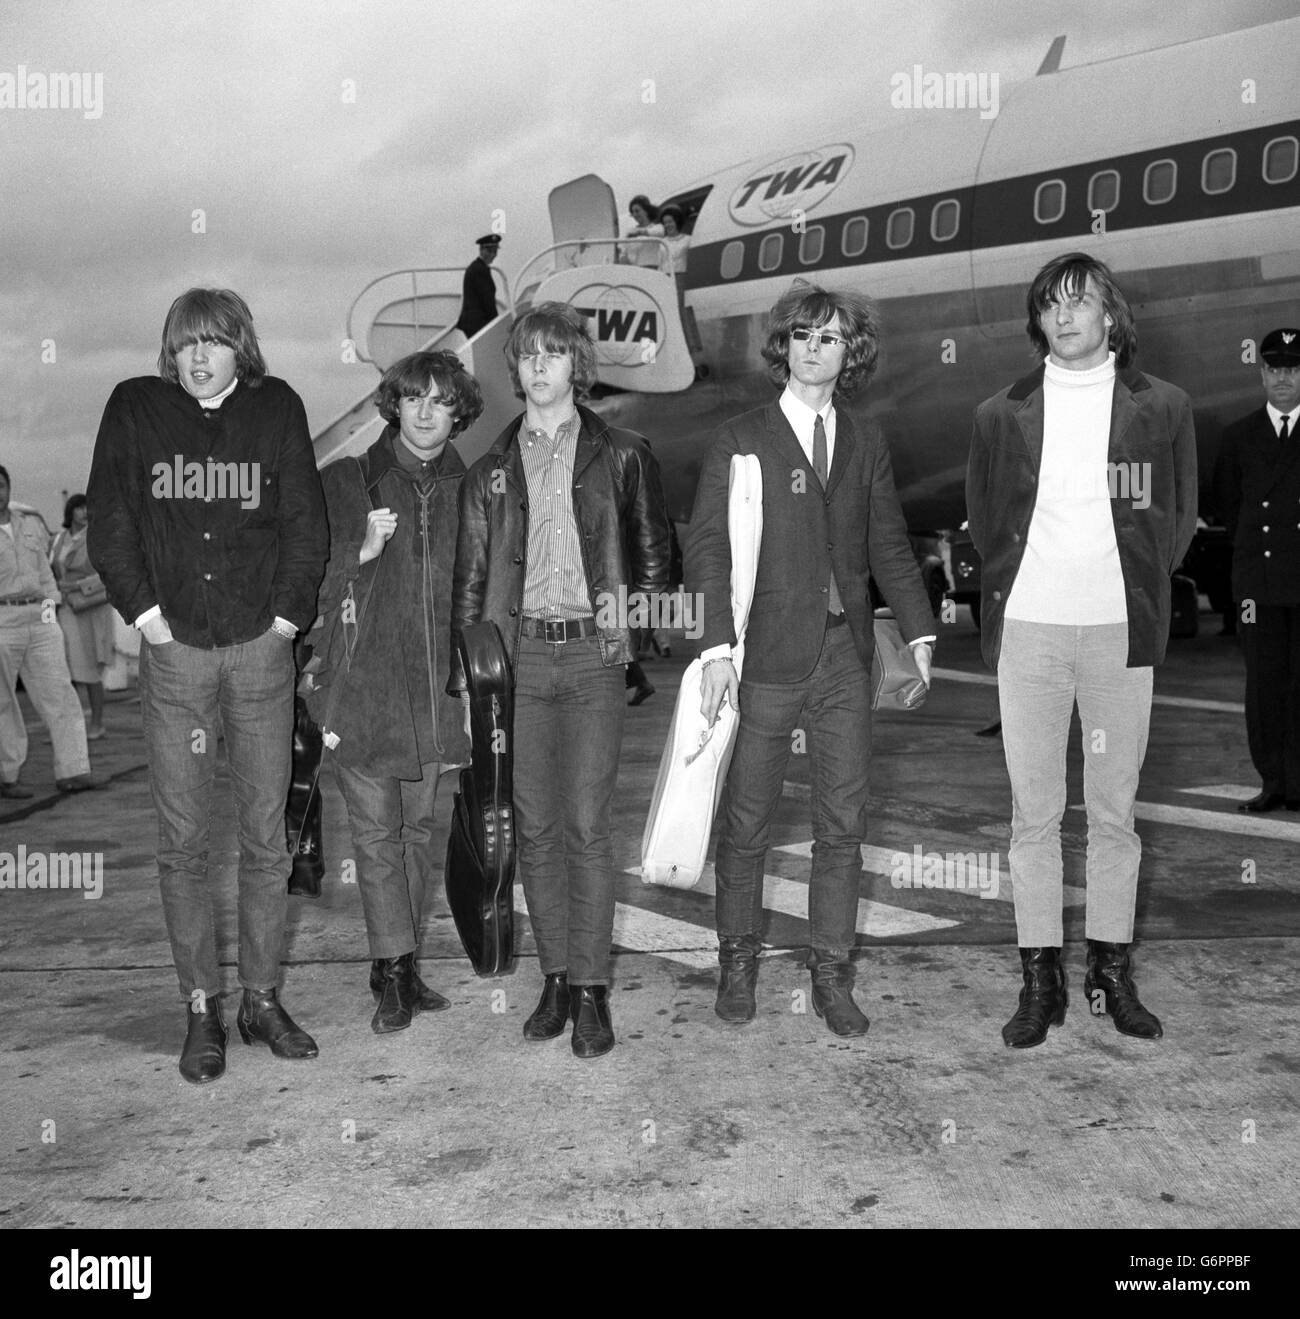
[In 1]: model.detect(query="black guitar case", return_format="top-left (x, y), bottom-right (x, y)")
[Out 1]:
top-left (286, 693), bottom-right (325, 897)
top-left (445, 621), bottom-right (517, 976)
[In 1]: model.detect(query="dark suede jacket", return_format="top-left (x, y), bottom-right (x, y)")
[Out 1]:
top-left (966, 364), bottom-right (1198, 670)
top-left (87, 375), bottom-right (326, 646)
top-left (306, 429), bottom-right (470, 776)
top-left (449, 404), bottom-right (671, 690)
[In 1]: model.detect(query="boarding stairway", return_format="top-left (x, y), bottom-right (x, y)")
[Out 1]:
top-left (311, 175), bottom-right (696, 470)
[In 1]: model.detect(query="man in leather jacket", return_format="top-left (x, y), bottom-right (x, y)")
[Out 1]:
top-left (450, 302), bottom-right (671, 1058)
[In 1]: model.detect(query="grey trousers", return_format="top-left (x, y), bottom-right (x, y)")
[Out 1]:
top-left (997, 618), bottom-right (1153, 947)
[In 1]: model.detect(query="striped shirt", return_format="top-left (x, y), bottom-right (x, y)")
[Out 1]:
top-left (519, 413), bottom-right (592, 618)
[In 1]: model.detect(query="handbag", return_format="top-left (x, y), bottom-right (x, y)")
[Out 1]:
top-left (871, 614), bottom-right (928, 711)
top-left (641, 454), bottom-right (762, 888)
top-left (66, 573), bottom-right (108, 613)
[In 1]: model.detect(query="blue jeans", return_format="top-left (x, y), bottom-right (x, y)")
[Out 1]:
top-left (997, 618), bottom-right (1153, 947)
top-left (335, 759), bottom-right (443, 959)
top-left (513, 633), bottom-right (626, 986)
top-left (715, 623), bottom-right (871, 958)
top-left (139, 629), bottom-right (295, 999)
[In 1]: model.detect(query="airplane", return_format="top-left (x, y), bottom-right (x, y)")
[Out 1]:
top-left (313, 16), bottom-right (1300, 627)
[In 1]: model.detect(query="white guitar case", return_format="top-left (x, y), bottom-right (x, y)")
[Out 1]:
top-left (641, 454), bottom-right (762, 887)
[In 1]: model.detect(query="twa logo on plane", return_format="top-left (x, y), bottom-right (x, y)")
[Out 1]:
top-left (572, 284), bottom-right (664, 367)
top-left (728, 143), bottom-right (855, 227)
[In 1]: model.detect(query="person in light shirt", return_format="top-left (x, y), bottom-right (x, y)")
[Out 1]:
top-left (966, 252), bottom-right (1197, 1049)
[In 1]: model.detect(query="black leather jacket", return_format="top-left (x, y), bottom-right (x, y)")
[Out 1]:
top-left (449, 404), bottom-right (671, 691)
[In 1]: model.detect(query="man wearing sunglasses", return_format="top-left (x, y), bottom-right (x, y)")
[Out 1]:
top-left (686, 284), bottom-right (936, 1037)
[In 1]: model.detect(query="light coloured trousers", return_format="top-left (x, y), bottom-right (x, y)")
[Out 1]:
top-left (997, 618), bottom-right (1152, 947)
top-left (0, 604), bottom-right (90, 783)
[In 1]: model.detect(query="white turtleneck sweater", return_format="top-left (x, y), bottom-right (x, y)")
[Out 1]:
top-left (1004, 352), bottom-right (1129, 626)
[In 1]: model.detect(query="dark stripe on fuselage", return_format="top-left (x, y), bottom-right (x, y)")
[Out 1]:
top-left (685, 120), bottom-right (1300, 290)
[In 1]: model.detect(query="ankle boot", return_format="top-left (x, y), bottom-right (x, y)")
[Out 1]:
top-left (370, 957), bottom-right (450, 1014)
top-left (523, 972), bottom-right (570, 1040)
top-left (808, 951), bottom-right (870, 1037)
top-left (236, 987), bottom-right (319, 1059)
top-left (179, 995), bottom-right (227, 1084)
top-left (570, 984), bottom-right (615, 1058)
top-left (370, 953), bottom-right (419, 1034)
top-left (715, 935), bottom-right (761, 1023)
top-left (1084, 940), bottom-right (1163, 1039)
top-left (1002, 947), bottom-right (1067, 1048)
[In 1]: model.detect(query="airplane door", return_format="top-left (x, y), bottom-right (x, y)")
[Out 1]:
top-left (520, 173), bottom-right (694, 392)
top-left (548, 174), bottom-right (619, 262)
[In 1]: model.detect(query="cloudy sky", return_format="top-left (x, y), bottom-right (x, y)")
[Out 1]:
top-left (2, 0), bottom-right (1293, 522)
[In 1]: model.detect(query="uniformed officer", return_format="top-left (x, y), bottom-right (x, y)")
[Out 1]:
top-left (455, 234), bottom-right (502, 340)
top-left (1216, 327), bottom-right (1300, 812)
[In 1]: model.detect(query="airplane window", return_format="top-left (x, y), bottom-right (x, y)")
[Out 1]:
top-left (1263, 136), bottom-right (1298, 185)
top-left (886, 207), bottom-right (914, 249)
top-left (758, 232), bottom-right (784, 272)
top-left (799, 226), bottom-right (825, 264)
top-left (1202, 149), bottom-right (1236, 195)
top-left (720, 240), bottom-right (745, 280)
top-left (1033, 180), bottom-right (1066, 224)
top-left (1087, 170), bottom-right (1120, 213)
top-left (931, 199), bottom-right (960, 242)
top-left (842, 216), bottom-right (869, 257)
top-left (1143, 159), bottom-right (1177, 204)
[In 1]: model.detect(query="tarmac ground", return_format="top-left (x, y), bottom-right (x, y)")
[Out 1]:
top-left (1, 607), bottom-right (1297, 1238)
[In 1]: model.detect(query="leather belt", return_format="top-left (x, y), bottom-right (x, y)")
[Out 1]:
top-left (0, 595), bottom-right (43, 606)
top-left (521, 615), bottom-right (599, 644)
top-left (825, 611), bottom-right (847, 629)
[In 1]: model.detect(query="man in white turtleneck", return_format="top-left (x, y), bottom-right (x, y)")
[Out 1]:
top-left (966, 252), bottom-right (1197, 1050)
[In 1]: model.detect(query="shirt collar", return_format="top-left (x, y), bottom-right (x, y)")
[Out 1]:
top-left (779, 386), bottom-right (833, 434)
top-left (1266, 402), bottom-right (1300, 431)
top-left (197, 376), bottom-right (239, 410)
top-left (521, 411), bottom-right (579, 445)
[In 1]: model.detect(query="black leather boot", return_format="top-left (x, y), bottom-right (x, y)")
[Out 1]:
top-left (370, 953), bottom-right (420, 1034)
top-left (808, 951), bottom-right (870, 1037)
top-left (570, 984), bottom-right (615, 1058)
top-left (236, 987), bottom-right (319, 1059)
top-left (286, 696), bottom-right (324, 898)
top-left (1084, 940), bottom-right (1163, 1039)
top-left (369, 958), bottom-right (450, 1013)
top-left (1002, 947), bottom-right (1068, 1048)
top-left (716, 934), bottom-right (761, 1023)
top-left (179, 995), bottom-right (227, 1084)
top-left (523, 972), bottom-right (570, 1040)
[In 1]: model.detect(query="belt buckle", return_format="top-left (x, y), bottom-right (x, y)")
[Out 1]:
top-left (543, 618), bottom-right (568, 645)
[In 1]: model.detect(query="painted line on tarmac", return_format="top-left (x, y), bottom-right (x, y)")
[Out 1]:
top-left (622, 861), bottom-right (956, 944)
top-left (1175, 783), bottom-right (1259, 802)
top-left (930, 667), bottom-right (1243, 714)
top-left (515, 890), bottom-right (716, 969)
top-left (1069, 800), bottom-right (1300, 840)
top-left (691, 860), bottom-right (956, 937)
top-left (777, 841), bottom-right (1085, 908)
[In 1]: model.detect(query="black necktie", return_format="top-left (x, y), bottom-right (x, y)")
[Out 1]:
top-left (813, 415), bottom-right (843, 615)
top-left (1280, 417), bottom-right (1291, 444)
